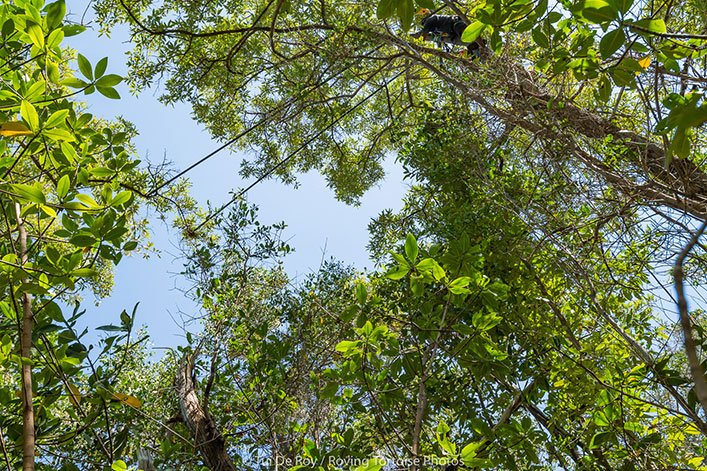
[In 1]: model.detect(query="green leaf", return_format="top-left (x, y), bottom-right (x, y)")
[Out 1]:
top-left (416, 258), bottom-right (445, 281)
top-left (397, 0), bottom-right (414, 31)
top-left (43, 128), bottom-right (75, 142)
top-left (46, 28), bottom-right (63, 49)
top-left (69, 235), bottom-right (97, 247)
top-left (615, 0), bottom-right (633, 14)
top-left (630, 18), bottom-right (666, 34)
top-left (20, 100), bottom-right (39, 132)
top-left (122, 241), bottom-right (138, 251)
top-left (669, 128), bottom-right (690, 160)
top-left (387, 266), bottom-right (409, 280)
top-left (596, 75), bottom-right (612, 102)
top-left (599, 28), bottom-right (625, 59)
top-left (71, 268), bottom-right (97, 277)
top-left (1, 19), bottom-right (15, 38)
top-left (61, 77), bottom-right (88, 89)
top-left (46, 1), bottom-right (67, 29)
top-left (376, 0), bottom-right (396, 19)
top-left (531, 27), bottom-right (549, 48)
top-left (56, 175), bottom-right (70, 199)
top-left (26, 22), bottom-right (44, 48)
top-left (44, 109), bottom-right (69, 128)
top-left (461, 21), bottom-right (487, 43)
top-left (111, 461), bottom-right (128, 471)
top-left (110, 190), bottom-right (132, 207)
top-left (95, 74), bottom-right (122, 87)
top-left (582, 0), bottom-right (617, 23)
top-left (589, 431), bottom-right (612, 449)
top-left (63, 24), bottom-right (86, 36)
top-left (76, 194), bottom-right (100, 208)
top-left (10, 183), bottom-right (45, 204)
top-left (77, 54), bottom-right (92, 80)
top-left (25, 81), bottom-right (46, 101)
top-left (335, 340), bottom-right (361, 354)
top-left (97, 86), bottom-right (120, 99)
top-left (94, 57), bottom-right (108, 78)
top-left (90, 166), bottom-right (115, 178)
top-left (448, 276), bottom-right (472, 294)
top-left (404, 233), bottom-right (418, 262)
top-left (355, 283), bottom-right (367, 304)
top-left (461, 441), bottom-right (483, 461)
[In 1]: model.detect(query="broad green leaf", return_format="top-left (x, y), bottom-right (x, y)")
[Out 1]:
top-left (615, 0), bottom-right (633, 14)
top-left (448, 276), bottom-right (472, 294)
top-left (90, 166), bottom-right (115, 178)
top-left (110, 190), bottom-right (132, 207)
top-left (20, 100), bottom-right (39, 131)
top-left (26, 22), bottom-right (44, 48)
top-left (111, 460), bottom-right (128, 471)
top-left (40, 204), bottom-right (57, 218)
top-left (61, 77), bottom-right (88, 89)
top-left (46, 0), bottom-right (67, 30)
top-left (24, 80), bottom-right (46, 101)
top-left (335, 340), bottom-right (361, 354)
top-left (10, 183), bottom-right (45, 204)
top-left (69, 235), bottom-right (97, 247)
top-left (47, 28), bottom-right (63, 48)
top-left (355, 283), bottom-right (367, 304)
top-left (599, 28), bottom-right (625, 59)
top-left (94, 57), bottom-right (108, 78)
top-left (416, 258), bottom-right (445, 280)
top-left (630, 18), bottom-right (666, 34)
top-left (391, 252), bottom-right (410, 268)
top-left (461, 441), bottom-right (483, 461)
top-left (43, 128), bottom-right (75, 141)
top-left (582, 0), bottom-right (617, 23)
top-left (531, 27), bottom-right (549, 48)
top-left (596, 75), bottom-right (611, 102)
top-left (461, 21), bottom-right (487, 43)
top-left (71, 268), bottom-right (97, 277)
top-left (77, 54), bottom-right (92, 80)
top-left (97, 86), bottom-right (120, 99)
top-left (387, 266), bottom-right (409, 280)
top-left (376, 0), bottom-right (396, 19)
top-left (397, 0), bottom-right (414, 31)
top-left (405, 233), bottom-right (418, 261)
top-left (76, 193), bottom-right (100, 208)
top-left (669, 128), bottom-right (690, 160)
top-left (63, 24), bottom-right (86, 36)
top-left (56, 175), bottom-right (70, 199)
top-left (44, 109), bottom-right (69, 128)
top-left (95, 74), bottom-right (122, 87)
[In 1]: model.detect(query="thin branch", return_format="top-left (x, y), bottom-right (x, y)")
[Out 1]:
top-left (674, 222), bottom-right (707, 418)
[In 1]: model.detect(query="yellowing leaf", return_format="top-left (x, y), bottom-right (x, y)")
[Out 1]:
top-left (0, 121), bottom-right (33, 137)
top-left (638, 56), bottom-right (651, 69)
top-left (112, 392), bottom-right (142, 408)
top-left (67, 383), bottom-right (81, 406)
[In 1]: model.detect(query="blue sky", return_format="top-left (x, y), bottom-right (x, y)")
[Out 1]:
top-left (64, 2), bottom-right (408, 349)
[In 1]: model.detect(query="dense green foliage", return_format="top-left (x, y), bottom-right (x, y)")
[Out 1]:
top-left (0, 0), bottom-right (705, 469)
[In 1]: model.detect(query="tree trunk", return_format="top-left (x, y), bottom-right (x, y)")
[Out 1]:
top-left (15, 203), bottom-right (35, 471)
top-left (175, 355), bottom-right (235, 471)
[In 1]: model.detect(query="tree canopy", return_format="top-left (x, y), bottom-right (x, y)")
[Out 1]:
top-left (0, 0), bottom-right (706, 469)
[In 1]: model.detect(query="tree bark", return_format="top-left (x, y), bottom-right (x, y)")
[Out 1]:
top-left (674, 223), bottom-right (707, 419)
top-left (15, 203), bottom-right (34, 471)
top-left (175, 355), bottom-right (235, 471)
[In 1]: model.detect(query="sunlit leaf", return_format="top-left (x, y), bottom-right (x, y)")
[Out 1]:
top-left (0, 121), bottom-right (33, 137)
